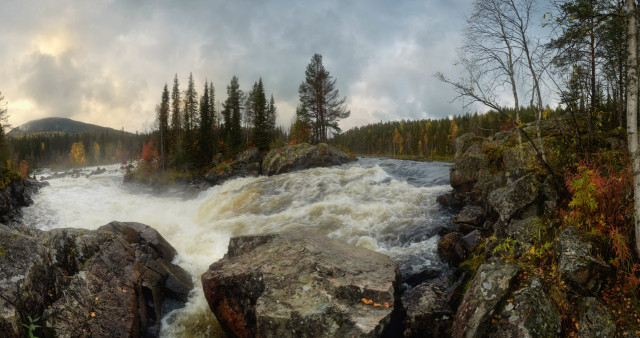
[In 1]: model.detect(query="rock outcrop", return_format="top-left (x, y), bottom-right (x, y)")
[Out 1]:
top-left (0, 221), bottom-right (192, 337)
top-left (262, 143), bottom-right (356, 176)
top-left (201, 231), bottom-right (401, 337)
top-left (0, 177), bottom-right (47, 224)
top-left (402, 284), bottom-right (453, 338)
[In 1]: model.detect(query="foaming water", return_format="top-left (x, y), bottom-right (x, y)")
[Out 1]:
top-left (23, 158), bottom-right (452, 337)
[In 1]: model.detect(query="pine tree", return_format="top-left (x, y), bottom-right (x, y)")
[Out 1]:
top-left (199, 81), bottom-right (214, 165)
top-left (222, 75), bottom-right (243, 155)
top-left (251, 79), bottom-right (269, 151)
top-left (170, 74), bottom-right (182, 165)
top-left (298, 54), bottom-right (350, 143)
top-left (208, 81), bottom-right (217, 157)
top-left (183, 73), bottom-right (198, 165)
top-left (267, 94), bottom-right (277, 144)
top-left (157, 84), bottom-right (170, 171)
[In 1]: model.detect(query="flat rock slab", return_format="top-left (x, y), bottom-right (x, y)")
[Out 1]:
top-left (201, 231), bottom-right (402, 337)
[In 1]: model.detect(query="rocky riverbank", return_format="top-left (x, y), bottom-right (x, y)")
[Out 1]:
top-left (0, 221), bottom-right (192, 337)
top-left (0, 176), bottom-right (47, 224)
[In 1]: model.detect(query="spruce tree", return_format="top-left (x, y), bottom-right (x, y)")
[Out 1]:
top-left (298, 54), bottom-right (350, 143)
top-left (222, 75), bottom-right (243, 155)
top-left (157, 84), bottom-right (170, 171)
top-left (170, 74), bottom-right (182, 165)
top-left (183, 73), bottom-right (198, 165)
top-left (199, 81), bottom-right (214, 165)
top-left (251, 79), bottom-right (269, 151)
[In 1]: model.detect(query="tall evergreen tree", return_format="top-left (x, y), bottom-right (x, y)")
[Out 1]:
top-left (222, 75), bottom-right (243, 155)
top-left (199, 81), bottom-right (214, 165)
top-left (251, 79), bottom-right (269, 151)
top-left (183, 73), bottom-right (198, 164)
top-left (157, 84), bottom-right (170, 171)
top-left (170, 74), bottom-right (182, 165)
top-left (267, 94), bottom-right (277, 143)
top-left (298, 54), bottom-right (350, 143)
top-left (208, 81), bottom-right (217, 157)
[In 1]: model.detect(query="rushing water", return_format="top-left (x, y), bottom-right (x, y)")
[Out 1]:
top-left (22, 157), bottom-right (452, 337)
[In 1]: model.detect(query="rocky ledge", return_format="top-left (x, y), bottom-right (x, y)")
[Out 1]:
top-left (203, 143), bottom-right (356, 187)
top-left (0, 221), bottom-right (192, 337)
top-left (201, 231), bottom-right (402, 337)
top-left (0, 177), bottom-right (48, 224)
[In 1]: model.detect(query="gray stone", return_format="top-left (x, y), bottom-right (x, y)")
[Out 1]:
top-left (402, 284), bottom-right (453, 338)
top-left (262, 143), bottom-right (356, 176)
top-left (462, 230), bottom-right (481, 251)
top-left (555, 227), bottom-right (610, 292)
top-left (450, 155), bottom-right (490, 194)
top-left (201, 231), bottom-right (401, 337)
top-left (437, 232), bottom-right (468, 267)
top-left (492, 277), bottom-right (562, 337)
top-left (507, 217), bottom-right (544, 246)
top-left (454, 133), bottom-right (485, 160)
top-left (452, 258), bottom-right (521, 338)
top-left (488, 174), bottom-right (540, 222)
top-left (578, 297), bottom-right (616, 338)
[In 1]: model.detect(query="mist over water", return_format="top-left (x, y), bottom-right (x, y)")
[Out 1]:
top-left (23, 158), bottom-right (452, 337)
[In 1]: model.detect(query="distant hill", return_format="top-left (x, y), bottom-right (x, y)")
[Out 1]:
top-left (7, 117), bottom-right (128, 137)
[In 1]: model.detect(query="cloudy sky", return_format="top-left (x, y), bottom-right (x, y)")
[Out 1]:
top-left (1, 0), bottom-right (473, 133)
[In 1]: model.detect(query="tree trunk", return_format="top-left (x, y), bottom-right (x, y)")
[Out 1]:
top-left (625, 0), bottom-right (640, 257)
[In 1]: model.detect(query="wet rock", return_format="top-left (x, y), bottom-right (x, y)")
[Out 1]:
top-left (235, 147), bottom-right (263, 175)
top-left (402, 284), bottom-right (453, 338)
top-left (0, 177), bottom-right (47, 224)
top-left (201, 231), bottom-right (401, 337)
top-left (492, 277), bottom-right (562, 337)
top-left (0, 221), bottom-right (192, 337)
top-left (488, 174), bottom-right (540, 222)
top-left (453, 205), bottom-right (485, 226)
top-left (449, 155), bottom-right (490, 194)
top-left (437, 232), bottom-right (468, 267)
top-left (555, 226), bottom-right (610, 292)
top-left (452, 258), bottom-right (520, 338)
top-left (436, 191), bottom-right (463, 209)
top-left (262, 143), bottom-right (356, 176)
top-left (577, 297), bottom-right (616, 338)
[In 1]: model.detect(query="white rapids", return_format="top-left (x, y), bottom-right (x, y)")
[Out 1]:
top-left (22, 157), bottom-right (452, 337)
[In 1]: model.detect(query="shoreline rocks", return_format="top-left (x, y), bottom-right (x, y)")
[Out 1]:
top-left (0, 177), bottom-right (48, 224)
top-left (0, 221), bottom-right (192, 337)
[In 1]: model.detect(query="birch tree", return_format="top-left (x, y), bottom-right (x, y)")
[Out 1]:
top-left (624, 0), bottom-right (640, 257)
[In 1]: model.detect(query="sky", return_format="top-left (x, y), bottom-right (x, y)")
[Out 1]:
top-left (1, 0), bottom-right (473, 133)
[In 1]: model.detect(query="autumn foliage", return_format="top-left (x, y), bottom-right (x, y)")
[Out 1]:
top-left (141, 139), bottom-right (159, 172)
top-left (564, 160), bottom-right (639, 289)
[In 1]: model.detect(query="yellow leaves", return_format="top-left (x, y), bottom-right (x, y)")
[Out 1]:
top-left (69, 142), bottom-right (87, 167)
top-left (361, 298), bottom-right (390, 308)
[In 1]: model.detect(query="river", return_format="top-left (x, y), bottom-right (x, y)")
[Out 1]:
top-left (22, 157), bottom-right (452, 337)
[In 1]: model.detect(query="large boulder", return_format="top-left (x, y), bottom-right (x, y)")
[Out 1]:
top-left (437, 232), bottom-right (468, 267)
top-left (452, 258), bottom-right (521, 338)
top-left (0, 221), bottom-right (192, 337)
top-left (261, 143), bottom-right (356, 176)
top-left (555, 226), bottom-right (610, 292)
top-left (454, 133), bottom-right (485, 160)
top-left (201, 231), bottom-right (402, 337)
top-left (491, 277), bottom-right (562, 337)
top-left (402, 284), bottom-right (453, 338)
top-left (453, 205), bottom-right (485, 227)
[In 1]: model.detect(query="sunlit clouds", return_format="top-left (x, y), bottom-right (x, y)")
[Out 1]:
top-left (2, 0), bottom-right (470, 133)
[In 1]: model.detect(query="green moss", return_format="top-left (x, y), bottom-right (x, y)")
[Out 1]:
top-left (0, 245), bottom-right (6, 258)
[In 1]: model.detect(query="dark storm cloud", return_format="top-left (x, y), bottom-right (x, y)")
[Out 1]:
top-left (2, 0), bottom-right (470, 132)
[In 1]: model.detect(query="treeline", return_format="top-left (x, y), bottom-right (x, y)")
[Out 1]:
top-left (8, 131), bottom-right (146, 168)
top-left (332, 107), bottom-right (543, 158)
top-left (148, 73), bottom-right (285, 172)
